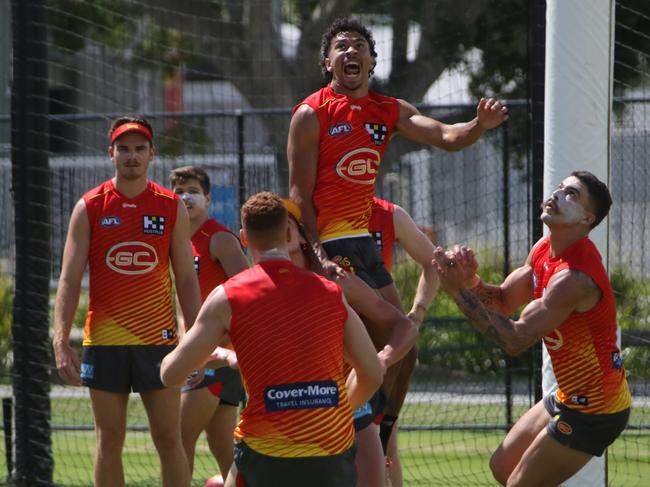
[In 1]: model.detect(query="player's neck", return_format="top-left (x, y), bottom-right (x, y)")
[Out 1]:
top-left (189, 213), bottom-right (208, 235)
top-left (330, 79), bottom-right (369, 99)
top-left (253, 247), bottom-right (291, 264)
top-left (548, 227), bottom-right (589, 257)
top-left (112, 176), bottom-right (148, 199)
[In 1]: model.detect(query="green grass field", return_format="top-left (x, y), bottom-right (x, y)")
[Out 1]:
top-left (0, 396), bottom-right (647, 486)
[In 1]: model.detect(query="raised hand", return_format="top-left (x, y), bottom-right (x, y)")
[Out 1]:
top-left (432, 246), bottom-right (466, 294)
top-left (477, 98), bottom-right (508, 130)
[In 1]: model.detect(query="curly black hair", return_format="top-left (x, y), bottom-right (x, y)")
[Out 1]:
top-left (320, 17), bottom-right (378, 83)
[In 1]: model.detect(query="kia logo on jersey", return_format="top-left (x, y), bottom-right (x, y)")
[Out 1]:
top-left (105, 241), bottom-right (159, 275)
top-left (335, 148), bottom-right (381, 185)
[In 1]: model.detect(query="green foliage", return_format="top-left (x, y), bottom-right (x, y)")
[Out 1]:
top-left (48, 0), bottom-right (138, 52)
top-left (393, 257), bottom-right (516, 376)
top-left (0, 276), bottom-right (13, 376)
top-left (611, 267), bottom-right (650, 379)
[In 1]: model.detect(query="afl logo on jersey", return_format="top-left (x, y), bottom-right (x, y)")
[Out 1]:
top-left (100, 216), bottom-right (121, 227)
top-left (335, 148), bottom-right (381, 185)
top-left (106, 241), bottom-right (158, 275)
top-left (328, 123), bottom-right (352, 137)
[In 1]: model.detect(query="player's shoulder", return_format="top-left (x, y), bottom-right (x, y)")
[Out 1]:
top-left (368, 89), bottom-right (399, 105)
top-left (294, 86), bottom-right (330, 113)
top-left (82, 179), bottom-right (112, 202)
top-left (148, 180), bottom-right (178, 202)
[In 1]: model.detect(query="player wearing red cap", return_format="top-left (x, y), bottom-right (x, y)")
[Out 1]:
top-left (53, 116), bottom-right (202, 487)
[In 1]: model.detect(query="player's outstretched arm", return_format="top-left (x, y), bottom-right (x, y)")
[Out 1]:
top-left (392, 204), bottom-right (439, 324)
top-left (53, 199), bottom-right (90, 386)
top-left (342, 295), bottom-right (385, 410)
top-left (433, 248), bottom-right (597, 356)
top-left (395, 98), bottom-right (508, 152)
top-left (340, 274), bottom-right (418, 366)
top-left (161, 286), bottom-right (231, 387)
top-left (170, 200), bottom-right (202, 331)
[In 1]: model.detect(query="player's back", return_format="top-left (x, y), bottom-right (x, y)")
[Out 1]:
top-left (224, 259), bottom-right (354, 457)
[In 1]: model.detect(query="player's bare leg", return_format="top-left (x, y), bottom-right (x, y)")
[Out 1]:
top-left (489, 399), bottom-right (550, 485)
top-left (89, 389), bottom-right (129, 487)
top-left (507, 428), bottom-right (592, 486)
top-left (141, 387), bottom-right (190, 487)
top-left (180, 385), bottom-right (221, 473)
top-left (385, 420), bottom-right (403, 487)
top-left (205, 403), bottom-right (238, 476)
top-left (355, 424), bottom-right (384, 487)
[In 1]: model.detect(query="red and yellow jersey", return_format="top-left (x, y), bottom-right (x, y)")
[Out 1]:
top-left (192, 218), bottom-right (233, 301)
top-left (225, 260), bottom-right (354, 457)
top-left (82, 179), bottom-right (179, 346)
top-left (368, 197), bottom-right (396, 272)
top-left (531, 236), bottom-right (631, 414)
top-left (296, 85), bottom-right (400, 242)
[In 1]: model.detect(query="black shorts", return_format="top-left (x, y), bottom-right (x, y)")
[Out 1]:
top-left (182, 367), bottom-right (244, 406)
top-left (234, 440), bottom-right (356, 487)
top-left (81, 345), bottom-right (174, 393)
top-left (323, 236), bottom-right (393, 289)
top-left (543, 393), bottom-right (630, 456)
top-left (352, 391), bottom-right (386, 431)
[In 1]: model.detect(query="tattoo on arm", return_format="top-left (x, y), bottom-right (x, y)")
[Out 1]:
top-left (470, 281), bottom-right (502, 312)
top-left (454, 289), bottom-right (522, 354)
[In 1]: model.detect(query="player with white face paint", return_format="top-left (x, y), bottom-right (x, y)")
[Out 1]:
top-left (170, 166), bottom-right (249, 483)
top-left (432, 171), bottom-right (631, 487)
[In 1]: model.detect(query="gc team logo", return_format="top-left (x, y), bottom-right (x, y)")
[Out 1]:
top-left (106, 241), bottom-right (158, 275)
top-left (544, 329), bottom-right (564, 351)
top-left (335, 148), bottom-right (381, 185)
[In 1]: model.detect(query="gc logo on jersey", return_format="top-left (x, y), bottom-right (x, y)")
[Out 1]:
top-left (335, 148), bottom-right (381, 185)
top-left (143, 215), bottom-right (165, 235)
top-left (193, 255), bottom-right (200, 273)
top-left (364, 122), bottom-right (388, 146)
top-left (106, 241), bottom-right (158, 275)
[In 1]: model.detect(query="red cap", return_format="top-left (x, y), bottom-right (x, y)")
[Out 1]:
top-left (110, 122), bottom-right (153, 143)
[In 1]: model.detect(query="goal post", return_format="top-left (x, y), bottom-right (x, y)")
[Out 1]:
top-left (543, 0), bottom-right (616, 485)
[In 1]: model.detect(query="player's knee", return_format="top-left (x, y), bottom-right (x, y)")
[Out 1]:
top-left (150, 428), bottom-right (182, 454)
top-left (489, 450), bottom-right (509, 486)
top-left (95, 426), bottom-right (126, 454)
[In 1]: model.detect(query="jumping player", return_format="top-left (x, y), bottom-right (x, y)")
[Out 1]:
top-left (433, 171), bottom-right (631, 486)
top-left (53, 116), bottom-right (201, 487)
top-left (169, 166), bottom-right (249, 479)
top-left (288, 16), bottom-right (508, 283)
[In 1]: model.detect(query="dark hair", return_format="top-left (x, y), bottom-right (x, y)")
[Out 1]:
top-left (286, 211), bottom-right (325, 276)
top-left (109, 115), bottom-right (154, 146)
top-left (571, 170), bottom-right (612, 229)
top-left (241, 192), bottom-right (288, 248)
top-left (320, 17), bottom-right (377, 83)
top-left (169, 166), bottom-right (211, 195)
